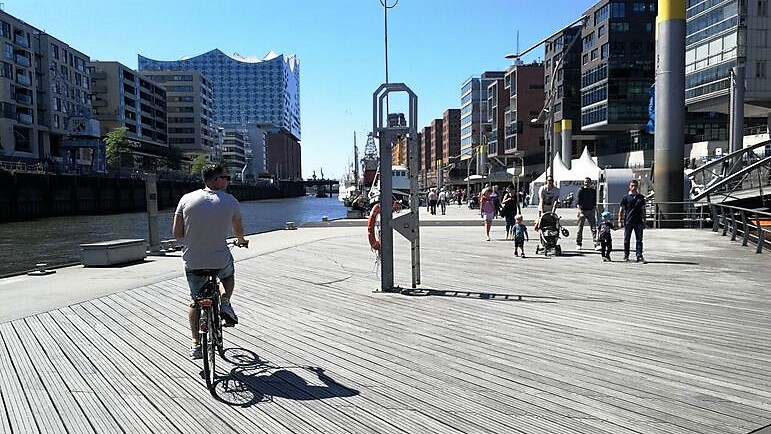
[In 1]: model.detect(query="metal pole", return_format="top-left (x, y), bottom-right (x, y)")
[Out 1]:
top-left (561, 119), bottom-right (573, 169)
top-left (653, 0), bottom-right (686, 228)
top-left (729, 66), bottom-right (746, 154)
top-left (380, 0), bottom-right (398, 114)
top-left (145, 172), bottom-right (160, 254)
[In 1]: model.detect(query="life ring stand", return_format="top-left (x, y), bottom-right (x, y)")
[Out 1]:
top-left (367, 203), bottom-right (381, 251)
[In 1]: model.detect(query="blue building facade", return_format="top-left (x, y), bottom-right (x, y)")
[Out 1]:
top-left (138, 49), bottom-right (300, 140)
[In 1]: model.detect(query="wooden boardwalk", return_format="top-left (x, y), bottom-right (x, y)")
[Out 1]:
top-left (1, 221), bottom-right (770, 433)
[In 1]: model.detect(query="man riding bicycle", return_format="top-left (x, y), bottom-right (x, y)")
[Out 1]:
top-left (173, 163), bottom-right (248, 360)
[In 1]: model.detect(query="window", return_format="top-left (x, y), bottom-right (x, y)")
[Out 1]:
top-left (633, 3), bottom-right (645, 12)
top-left (601, 43), bottom-right (609, 59)
top-left (759, 0), bottom-right (768, 16)
top-left (610, 2), bottom-right (626, 18)
top-left (591, 49), bottom-right (599, 60)
top-left (611, 22), bottom-right (630, 32)
top-left (598, 25), bottom-right (606, 37)
top-left (583, 32), bottom-right (595, 50)
top-left (1, 21), bottom-right (10, 38)
top-left (595, 4), bottom-right (609, 24)
top-left (757, 61), bottom-right (767, 78)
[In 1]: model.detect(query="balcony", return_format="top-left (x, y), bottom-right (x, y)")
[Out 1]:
top-left (14, 93), bottom-right (32, 105)
top-left (91, 85), bottom-right (108, 93)
top-left (16, 74), bottom-right (31, 86)
top-left (17, 113), bottom-right (33, 125)
top-left (13, 34), bottom-right (29, 48)
top-left (14, 54), bottom-right (31, 68)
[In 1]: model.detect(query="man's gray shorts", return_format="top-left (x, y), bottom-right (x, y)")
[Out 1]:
top-left (184, 256), bottom-right (235, 298)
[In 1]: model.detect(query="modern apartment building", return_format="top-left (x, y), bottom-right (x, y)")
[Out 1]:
top-left (429, 118), bottom-right (443, 181)
top-left (543, 25), bottom-right (582, 157)
top-left (502, 62), bottom-right (545, 161)
top-left (90, 61), bottom-right (168, 165)
top-left (685, 0), bottom-right (771, 121)
top-left (442, 108), bottom-right (461, 167)
top-left (421, 125), bottom-right (431, 178)
top-left (222, 129), bottom-right (247, 179)
top-left (485, 77), bottom-right (509, 158)
top-left (140, 70), bottom-right (217, 164)
top-left (459, 71), bottom-right (505, 161)
top-left (266, 130), bottom-right (301, 180)
top-left (580, 0), bottom-right (657, 136)
top-left (1, 10), bottom-right (96, 170)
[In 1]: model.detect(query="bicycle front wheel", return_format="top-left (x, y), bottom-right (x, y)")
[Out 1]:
top-left (201, 308), bottom-right (217, 392)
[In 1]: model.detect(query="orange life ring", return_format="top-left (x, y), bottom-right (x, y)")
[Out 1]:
top-left (367, 203), bottom-right (381, 251)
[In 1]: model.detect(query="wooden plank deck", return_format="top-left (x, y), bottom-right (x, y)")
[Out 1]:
top-left (1, 222), bottom-right (770, 433)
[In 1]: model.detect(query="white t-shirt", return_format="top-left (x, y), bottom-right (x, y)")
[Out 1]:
top-left (175, 188), bottom-right (242, 270)
top-left (539, 185), bottom-right (561, 211)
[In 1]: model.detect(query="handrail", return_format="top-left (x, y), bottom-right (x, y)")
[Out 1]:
top-left (709, 203), bottom-right (771, 255)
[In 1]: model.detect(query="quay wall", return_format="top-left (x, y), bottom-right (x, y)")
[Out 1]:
top-left (0, 171), bottom-right (305, 222)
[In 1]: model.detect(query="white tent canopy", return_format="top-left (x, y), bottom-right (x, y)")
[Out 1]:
top-left (528, 147), bottom-right (602, 206)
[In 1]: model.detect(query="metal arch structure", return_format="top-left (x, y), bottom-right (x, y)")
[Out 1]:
top-left (372, 83), bottom-right (420, 292)
top-left (689, 139), bottom-right (771, 204)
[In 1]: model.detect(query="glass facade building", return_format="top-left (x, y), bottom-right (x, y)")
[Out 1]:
top-left (138, 49), bottom-right (300, 140)
top-left (686, 0), bottom-right (771, 119)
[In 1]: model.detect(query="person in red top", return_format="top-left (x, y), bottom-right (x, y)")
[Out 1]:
top-left (479, 187), bottom-right (495, 241)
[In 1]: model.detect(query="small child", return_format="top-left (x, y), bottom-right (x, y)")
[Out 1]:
top-left (512, 214), bottom-right (529, 258)
top-left (598, 210), bottom-right (616, 261)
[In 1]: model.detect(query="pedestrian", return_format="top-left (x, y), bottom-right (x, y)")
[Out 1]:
top-left (597, 210), bottom-right (616, 262)
top-left (538, 175), bottom-right (560, 215)
top-left (491, 186), bottom-right (501, 217)
top-left (618, 179), bottom-right (646, 262)
top-left (427, 189), bottom-right (437, 215)
top-left (172, 163), bottom-right (248, 360)
top-left (479, 187), bottom-right (495, 241)
top-left (438, 188), bottom-right (447, 215)
top-left (575, 177), bottom-right (598, 250)
top-left (500, 186), bottom-right (518, 240)
top-left (512, 214), bottom-right (529, 258)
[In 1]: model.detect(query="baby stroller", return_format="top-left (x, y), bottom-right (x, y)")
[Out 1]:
top-left (534, 210), bottom-right (570, 256)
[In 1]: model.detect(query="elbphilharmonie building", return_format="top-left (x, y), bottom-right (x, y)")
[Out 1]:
top-left (139, 49), bottom-right (301, 140)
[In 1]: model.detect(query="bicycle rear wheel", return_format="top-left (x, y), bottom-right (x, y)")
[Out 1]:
top-left (201, 307), bottom-right (217, 391)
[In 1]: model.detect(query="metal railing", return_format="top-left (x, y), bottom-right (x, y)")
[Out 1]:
top-left (648, 201), bottom-right (712, 229)
top-left (709, 204), bottom-right (771, 254)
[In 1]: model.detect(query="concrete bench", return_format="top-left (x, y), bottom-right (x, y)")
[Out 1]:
top-left (346, 210), bottom-right (364, 219)
top-left (79, 239), bottom-right (147, 267)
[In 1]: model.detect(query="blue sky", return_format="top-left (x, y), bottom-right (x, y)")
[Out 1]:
top-left (6, 0), bottom-right (593, 179)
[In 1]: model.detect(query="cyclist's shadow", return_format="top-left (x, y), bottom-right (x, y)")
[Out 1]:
top-left (211, 347), bottom-right (359, 407)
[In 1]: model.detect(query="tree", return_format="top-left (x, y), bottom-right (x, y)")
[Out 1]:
top-left (190, 154), bottom-right (209, 177)
top-left (104, 127), bottom-right (131, 170)
top-left (162, 146), bottom-right (183, 171)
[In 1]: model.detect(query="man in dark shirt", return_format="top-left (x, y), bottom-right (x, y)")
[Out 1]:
top-left (618, 179), bottom-right (646, 262)
top-left (575, 177), bottom-right (597, 250)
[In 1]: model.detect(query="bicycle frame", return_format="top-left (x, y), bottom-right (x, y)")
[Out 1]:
top-left (195, 274), bottom-right (223, 394)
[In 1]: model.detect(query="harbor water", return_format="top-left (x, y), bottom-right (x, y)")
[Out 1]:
top-left (0, 195), bottom-right (346, 277)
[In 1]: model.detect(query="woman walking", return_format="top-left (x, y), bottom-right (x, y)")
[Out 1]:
top-left (480, 188), bottom-right (495, 241)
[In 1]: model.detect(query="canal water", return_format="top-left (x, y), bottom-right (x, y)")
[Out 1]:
top-left (0, 195), bottom-right (346, 277)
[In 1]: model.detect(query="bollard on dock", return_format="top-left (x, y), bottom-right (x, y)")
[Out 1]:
top-left (27, 263), bottom-right (55, 276)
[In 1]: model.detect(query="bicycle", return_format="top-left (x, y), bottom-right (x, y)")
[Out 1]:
top-left (191, 239), bottom-right (249, 394)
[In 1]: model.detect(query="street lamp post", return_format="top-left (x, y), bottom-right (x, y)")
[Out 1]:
top-left (465, 144), bottom-right (477, 199)
top-left (505, 15), bottom-right (587, 181)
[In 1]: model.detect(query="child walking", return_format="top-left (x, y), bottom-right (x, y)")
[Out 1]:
top-left (512, 214), bottom-right (529, 258)
top-left (598, 210), bottom-right (616, 261)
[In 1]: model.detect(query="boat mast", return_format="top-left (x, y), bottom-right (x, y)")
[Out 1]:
top-left (353, 132), bottom-right (360, 190)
